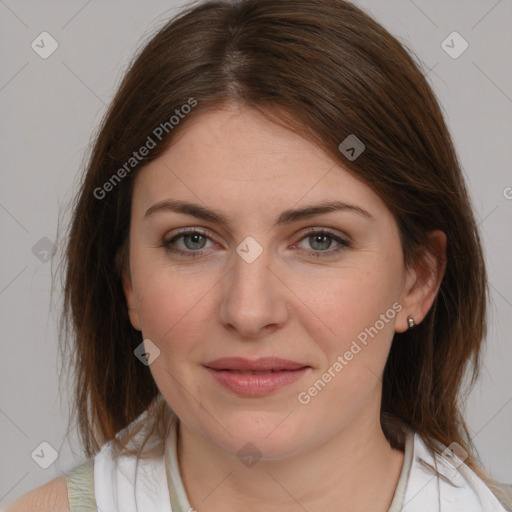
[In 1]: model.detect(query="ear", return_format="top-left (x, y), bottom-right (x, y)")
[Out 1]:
top-left (121, 263), bottom-right (143, 332)
top-left (395, 230), bottom-right (447, 333)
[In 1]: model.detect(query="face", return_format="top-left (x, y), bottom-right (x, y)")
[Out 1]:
top-left (123, 104), bottom-right (424, 460)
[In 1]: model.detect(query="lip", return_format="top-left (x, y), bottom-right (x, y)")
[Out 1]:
top-left (204, 357), bottom-right (308, 372)
top-left (203, 357), bottom-right (311, 397)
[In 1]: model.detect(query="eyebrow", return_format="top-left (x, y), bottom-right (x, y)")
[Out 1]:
top-left (144, 199), bottom-right (374, 227)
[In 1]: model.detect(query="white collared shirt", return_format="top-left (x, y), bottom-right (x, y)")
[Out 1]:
top-left (65, 411), bottom-right (510, 511)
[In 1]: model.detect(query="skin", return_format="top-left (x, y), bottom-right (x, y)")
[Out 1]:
top-left (4, 476), bottom-right (70, 512)
top-left (122, 104), bottom-right (446, 512)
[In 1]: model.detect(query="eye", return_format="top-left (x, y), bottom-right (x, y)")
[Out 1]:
top-left (162, 229), bottom-right (219, 257)
top-left (293, 229), bottom-right (351, 258)
top-left (162, 227), bottom-right (351, 259)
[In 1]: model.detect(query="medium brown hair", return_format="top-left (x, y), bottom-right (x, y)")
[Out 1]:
top-left (60, 0), bottom-right (510, 505)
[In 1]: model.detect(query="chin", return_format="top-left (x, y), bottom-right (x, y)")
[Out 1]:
top-left (208, 408), bottom-right (307, 459)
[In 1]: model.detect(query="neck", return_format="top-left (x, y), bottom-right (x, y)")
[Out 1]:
top-left (177, 410), bottom-right (405, 512)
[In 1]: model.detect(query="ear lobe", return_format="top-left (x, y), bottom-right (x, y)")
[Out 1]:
top-left (395, 230), bottom-right (447, 333)
top-left (121, 268), bottom-right (142, 332)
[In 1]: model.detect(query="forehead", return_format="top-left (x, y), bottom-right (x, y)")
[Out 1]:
top-left (131, 106), bottom-right (390, 225)
top-left (158, 105), bottom-right (334, 179)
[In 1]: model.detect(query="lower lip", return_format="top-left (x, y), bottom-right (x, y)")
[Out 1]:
top-left (205, 367), bottom-right (310, 397)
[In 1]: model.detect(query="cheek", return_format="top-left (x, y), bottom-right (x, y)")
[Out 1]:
top-left (131, 263), bottom-right (215, 407)
top-left (296, 263), bottom-right (402, 385)
top-left (130, 253), bottom-right (217, 354)
top-left (295, 277), bottom-right (400, 421)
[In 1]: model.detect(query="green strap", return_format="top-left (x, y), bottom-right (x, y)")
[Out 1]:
top-left (65, 460), bottom-right (98, 511)
top-left (166, 413), bottom-right (191, 511)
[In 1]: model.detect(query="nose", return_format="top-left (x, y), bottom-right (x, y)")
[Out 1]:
top-left (217, 245), bottom-right (290, 340)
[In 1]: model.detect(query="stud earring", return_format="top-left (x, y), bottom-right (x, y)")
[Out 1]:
top-left (407, 315), bottom-right (415, 329)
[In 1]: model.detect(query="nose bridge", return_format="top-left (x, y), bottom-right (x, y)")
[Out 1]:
top-left (233, 244), bottom-right (271, 298)
top-left (218, 236), bottom-right (288, 337)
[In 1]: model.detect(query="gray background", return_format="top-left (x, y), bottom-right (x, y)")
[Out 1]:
top-left (0, 0), bottom-right (511, 504)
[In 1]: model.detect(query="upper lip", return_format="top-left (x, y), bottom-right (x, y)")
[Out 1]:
top-left (204, 357), bottom-right (309, 372)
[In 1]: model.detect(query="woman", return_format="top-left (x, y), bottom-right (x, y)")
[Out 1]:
top-left (6, 0), bottom-right (511, 510)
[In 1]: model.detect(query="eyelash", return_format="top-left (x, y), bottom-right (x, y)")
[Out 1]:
top-left (161, 228), bottom-right (351, 259)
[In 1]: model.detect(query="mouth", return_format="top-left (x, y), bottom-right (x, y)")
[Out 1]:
top-left (203, 356), bottom-right (309, 372)
top-left (203, 357), bottom-right (311, 396)
top-left (215, 369), bottom-right (289, 374)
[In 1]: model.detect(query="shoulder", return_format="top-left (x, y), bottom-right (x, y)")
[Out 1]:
top-left (408, 432), bottom-right (511, 511)
top-left (4, 475), bottom-right (70, 512)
